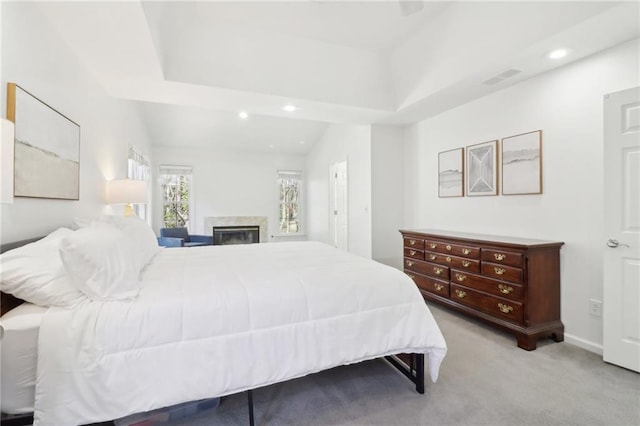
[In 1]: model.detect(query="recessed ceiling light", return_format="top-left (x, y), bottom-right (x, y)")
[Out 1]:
top-left (238, 111), bottom-right (249, 119)
top-left (548, 48), bottom-right (568, 60)
top-left (282, 104), bottom-right (297, 112)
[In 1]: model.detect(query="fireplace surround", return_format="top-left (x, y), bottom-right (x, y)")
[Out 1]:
top-left (204, 216), bottom-right (268, 243)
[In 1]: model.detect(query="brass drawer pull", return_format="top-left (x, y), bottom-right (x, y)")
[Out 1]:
top-left (409, 250), bottom-right (417, 256)
top-left (455, 274), bottom-right (466, 282)
top-left (406, 260), bottom-right (414, 267)
top-left (434, 267), bottom-right (444, 275)
top-left (407, 274), bottom-right (415, 280)
top-left (494, 267), bottom-right (506, 275)
top-left (434, 283), bottom-right (444, 292)
top-left (429, 254), bottom-right (437, 260)
top-left (494, 253), bottom-right (506, 261)
top-left (446, 245), bottom-right (452, 251)
top-left (455, 289), bottom-right (466, 298)
top-left (498, 284), bottom-right (513, 294)
top-left (461, 260), bottom-right (470, 267)
top-left (462, 248), bottom-right (471, 255)
top-left (409, 239), bottom-right (417, 246)
top-left (498, 303), bottom-right (514, 314)
top-left (445, 256), bottom-right (452, 262)
top-left (429, 243), bottom-right (437, 249)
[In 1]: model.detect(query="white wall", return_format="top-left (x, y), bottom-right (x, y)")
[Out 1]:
top-left (0, 2), bottom-right (152, 243)
top-left (403, 38), bottom-right (640, 351)
top-left (152, 147), bottom-right (305, 240)
top-left (306, 123), bottom-right (372, 258)
top-left (371, 125), bottom-right (404, 267)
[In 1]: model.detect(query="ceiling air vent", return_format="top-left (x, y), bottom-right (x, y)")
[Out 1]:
top-left (482, 69), bottom-right (522, 86)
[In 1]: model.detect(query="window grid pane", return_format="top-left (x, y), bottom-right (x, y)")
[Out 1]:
top-left (279, 174), bottom-right (301, 234)
top-left (161, 170), bottom-right (191, 229)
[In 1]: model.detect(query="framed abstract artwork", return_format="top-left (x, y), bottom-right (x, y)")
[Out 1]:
top-left (466, 140), bottom-right (498, 196)
top-left (438, 148), bottom-right (464, 197)
top-left (501, 130), bottom-right (542, 195)
top-left (6, 83), bottom-right (80, 200)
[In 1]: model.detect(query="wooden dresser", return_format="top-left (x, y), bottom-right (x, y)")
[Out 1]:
top-left (400, 229), bottom-right (564, 350)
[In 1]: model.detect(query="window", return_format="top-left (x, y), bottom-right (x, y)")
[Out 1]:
top-left (278, 170), bottom-right (302, 234)
top-left (160, 166), bottom-right (192, 229)
top-left (127, 146), bottom-right (150, 220)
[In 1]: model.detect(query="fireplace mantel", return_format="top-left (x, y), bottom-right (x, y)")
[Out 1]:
top-left (204, 216), bottom-right (268, 243)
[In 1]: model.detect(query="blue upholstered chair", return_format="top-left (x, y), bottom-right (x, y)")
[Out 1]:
top-left (158, 227), bottom-right (213, 247)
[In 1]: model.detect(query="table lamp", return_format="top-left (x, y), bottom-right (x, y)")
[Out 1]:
top-left (107, 179), bottom-right (147, 216)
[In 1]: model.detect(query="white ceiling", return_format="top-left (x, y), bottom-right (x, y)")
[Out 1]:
top-left (36, 1), bottom-right (639, 154)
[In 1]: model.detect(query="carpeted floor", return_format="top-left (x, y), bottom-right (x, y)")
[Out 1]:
top-left (165, 302), bottom-right (639, 426)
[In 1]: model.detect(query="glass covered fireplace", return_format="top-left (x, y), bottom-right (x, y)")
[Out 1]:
top-left (212, 226), bottom-right (260, 245)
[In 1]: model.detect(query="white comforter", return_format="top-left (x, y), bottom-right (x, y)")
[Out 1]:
top-left (34, 242), bottom-right (447, 425)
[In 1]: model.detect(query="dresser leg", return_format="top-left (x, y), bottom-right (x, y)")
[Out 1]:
top-left (551, 328), bottom-right (564, 342)
top-left (516, 334), bottom-right (537, 351)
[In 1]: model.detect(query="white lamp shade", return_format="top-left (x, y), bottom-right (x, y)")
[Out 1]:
top-left (1, 119), bottom-right (15, 204)
top-left (107, 179), bottom-right (147, 204)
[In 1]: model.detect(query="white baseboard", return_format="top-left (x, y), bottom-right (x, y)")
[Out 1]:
top-left (564, 333), bottom-right (603, 355)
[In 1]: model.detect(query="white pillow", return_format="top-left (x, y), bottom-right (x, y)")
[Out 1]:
top-left (0, 228), bottom-right (86, 307)
top-left (59, 224), bottom-right (140, 301)
top-left (75, 215), bottom-right (160, 273)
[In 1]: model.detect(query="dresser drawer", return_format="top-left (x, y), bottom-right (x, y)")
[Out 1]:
top-left (425, 240), bottom-right (480, 259)
top-left (404, 259), bottom-right (449, 280)
top-left (482, 248), bottom-right (524, 268)
top-left (404, 247), bottom-right (425, 260)
top-left (482, 262), bottom-right (524, 284)
top-left (450, 284), bottom-right (524, 324)
top-left (404, 237), bottom-right (425, 250)
top-left (450, 269), bottom-right (524, 301)
top-left (425, 252), bottom-right (480, 273)
top-left (405, 272), bottom-right (450, 298)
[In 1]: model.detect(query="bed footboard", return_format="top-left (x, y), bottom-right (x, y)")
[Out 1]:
top-left (384, 353), bottom-right (425, 394)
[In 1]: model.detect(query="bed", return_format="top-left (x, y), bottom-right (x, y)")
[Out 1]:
top-left (0, 217), bottom-right (447, 426)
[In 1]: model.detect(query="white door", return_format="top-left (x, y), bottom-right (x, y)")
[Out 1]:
top-left (329, 161), bottom-right (348, 250)
top-left (603, 86), bottom-right (640, 372)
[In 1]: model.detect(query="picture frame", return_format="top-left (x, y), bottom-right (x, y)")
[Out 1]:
top-left (501, 130), bottom-right (542, 195)
top-left (438, 148), bottom-right (464, 197)
top-left (466, 140), bottom-right (498, 196)
top-left (7, 83), bottom-right (80, 200)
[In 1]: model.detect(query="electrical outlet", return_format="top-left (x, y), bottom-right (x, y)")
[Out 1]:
top-left (589, 299), bottom-right (602, 317)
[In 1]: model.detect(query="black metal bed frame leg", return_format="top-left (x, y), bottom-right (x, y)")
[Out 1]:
top-left (384, 353), bottom-right (425, 394)
top-left (247, 389), bottom-right (255, 426)
top-left (415, 353), bottom-right (425, 394)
